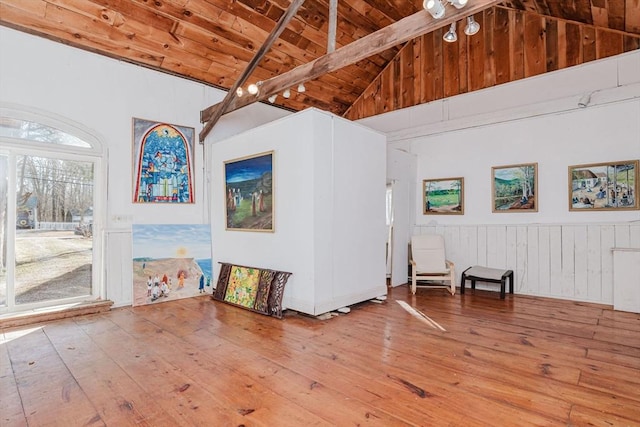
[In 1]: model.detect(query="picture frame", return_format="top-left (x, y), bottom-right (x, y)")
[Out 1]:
top-left (568, 160), bottom-right (638, 211)
top-left (224, 151), bottom-right (274, 232)
top-left (132, 118), bottom-right (195, 203)
top-left (492, 163), bottom-right (538, 212)
top-left (213, 262), bottom-right (292, 318)
top-left (423, 177), bottom-right (464, 215)
top-left (131, 224), bottom-right (212, 307)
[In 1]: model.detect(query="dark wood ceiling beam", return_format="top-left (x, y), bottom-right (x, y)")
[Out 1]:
top-left (198, 0), bottom-right (384, 84)
top-left (327, 0), bottom-right (337, 52)
top-left (242, 0), bottom-right (396, 74)
top-left (199, 0), bottom-right (307, 141)
top-left (200, 0), bottom-right (501, 140)
top-left (227, 0), bottom-right (388, 71)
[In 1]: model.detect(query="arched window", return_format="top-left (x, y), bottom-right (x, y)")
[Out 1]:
top-left (0, 104), bottom-right (104, 314)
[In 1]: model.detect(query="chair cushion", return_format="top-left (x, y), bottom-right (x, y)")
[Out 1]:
top-left (464, 265), bottom-right (508, 281)
top-left (411, 234), bottom-right (447, 272)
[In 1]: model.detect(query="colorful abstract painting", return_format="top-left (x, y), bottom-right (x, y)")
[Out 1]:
top-left (213, 262), bottom-right (292, 318)
top-left (224, 151), bottom-right (273, 231)
top-left (132, 118), bottom-right (195, 203)
top-left (132, 224), bottom-right (212, 306)
top-left (223, 266), bottom-right (260, 308)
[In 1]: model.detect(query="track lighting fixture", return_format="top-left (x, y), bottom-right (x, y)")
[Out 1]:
top-left (268, 94), bottom-right (277, 103)
top-left (297, 83), bottom-right (306, 93)
top-left (450, 0), bottom-right (468, 9)
top-left (283, 88), bottom-right (291, 99)
top-left (422, 0), bottom-right (479, 42)
top-left (247, 83), bottom-right (259, 95)
top-left (423, 0), bottom-right (477, 33)
top-left (236, 87), bottom-right (244, 97)
top-left (443, 22), bottom-right (457, 43)
top-left (464, 16), bottom-right (480, 36)
top-left (423, 0), bottom-right (445, 19)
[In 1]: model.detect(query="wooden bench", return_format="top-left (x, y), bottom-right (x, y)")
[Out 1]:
top-left (460, 266), bottom-right (514, 299)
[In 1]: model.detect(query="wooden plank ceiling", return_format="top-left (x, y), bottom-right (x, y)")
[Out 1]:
top-left (1, 0), bottom-right (639, 123)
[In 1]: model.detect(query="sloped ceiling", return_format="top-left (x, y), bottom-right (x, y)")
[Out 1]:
top-left (1, 0), bottom-right (639, 123)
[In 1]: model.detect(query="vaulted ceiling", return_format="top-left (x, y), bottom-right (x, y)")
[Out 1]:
top-left (1, 0), bottom-right (639, 126)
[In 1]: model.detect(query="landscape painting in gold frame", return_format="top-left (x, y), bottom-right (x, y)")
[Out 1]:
top-left (492, 163), bottom-right (538, 212)
top-left (423, 177), bottom-right (464, 215)
top-left (569, 160), bottom-right (638, 211)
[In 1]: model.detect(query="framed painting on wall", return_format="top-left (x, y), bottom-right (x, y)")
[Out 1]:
top-left (423, 177), bottom-right (464, 215)
top-left (224, 151), bottom-right (274, 232)
top-left (492, 163), bottom-right (538, 212)
top-left (568, 160), bottom-right (638, 211)
top-left (132, 118), bottom-right (195, 203)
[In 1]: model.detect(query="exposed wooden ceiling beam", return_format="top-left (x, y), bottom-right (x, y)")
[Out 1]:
top-left (198, 0), bottom-right (307, 142)
top-left (199, 0), bottom-right (501, 141)
top-left (328, 0), bottom-right (338, 53)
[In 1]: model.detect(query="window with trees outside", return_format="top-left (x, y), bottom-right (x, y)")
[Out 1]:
top-left (0, 110), bottom-right (103, 314)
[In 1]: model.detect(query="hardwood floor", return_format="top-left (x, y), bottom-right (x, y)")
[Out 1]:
top-left (1, 286), bottom-right (639, 426)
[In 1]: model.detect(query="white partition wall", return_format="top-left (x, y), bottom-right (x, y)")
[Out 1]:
top-left (210, 109), bottom-right (387, 316)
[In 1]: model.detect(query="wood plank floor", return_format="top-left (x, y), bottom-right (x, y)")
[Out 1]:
top-left (1, 286), bottom-right (639, 426)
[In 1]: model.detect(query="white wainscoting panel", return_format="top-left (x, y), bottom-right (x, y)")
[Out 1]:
top-left (612, 248), bottom-right (640, 313)
top-left (415, 223), bottom-right (640, 305)
top-left (104, 230), bottom-right (132, 307)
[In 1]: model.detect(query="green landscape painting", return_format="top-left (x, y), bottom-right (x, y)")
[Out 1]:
top-left (492, 163), bottom-right (537, 212)
top-left (423, 177), bottom-right (464, 214)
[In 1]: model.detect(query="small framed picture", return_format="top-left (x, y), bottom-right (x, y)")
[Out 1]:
top-left (568, 160), bottom-right (638, 211)
top-left (492, 163), bottom-right (538, 212)
top-left (423, 177), bottom-right (464, 215)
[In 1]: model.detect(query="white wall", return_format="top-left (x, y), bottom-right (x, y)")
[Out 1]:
top-left (411, 99), bottom-right (640, 225)
top-left (210, 109), bottom-right (387, 315)
top-left (328, 117), bottom-right (387, 313)
top-left (210, 111), bottom-right (319, 313)
top-left (359, 50), bottom-right (640, 305)
top-left (0, 27), bottom-right (290, 306)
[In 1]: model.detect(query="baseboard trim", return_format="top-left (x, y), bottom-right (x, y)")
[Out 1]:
top-left (0, 300), bottom-right (114, 329)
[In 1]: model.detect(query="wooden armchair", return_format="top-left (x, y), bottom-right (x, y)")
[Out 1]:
top-left (410, 234), bottom-right (455, 295)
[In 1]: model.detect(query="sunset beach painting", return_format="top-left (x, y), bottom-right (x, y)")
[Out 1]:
top-left (132, 224), bottom-right (212, 306)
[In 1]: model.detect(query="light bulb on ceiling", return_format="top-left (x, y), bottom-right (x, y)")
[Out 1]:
top-left (268, 94), bottom-right (278, 103)
top-left (283, 88), bottom-right (291, 99)
top-left (236, 87), bottom-right (244, 97)
top-left (464, 16), bottom-right (480, 36)
top-left (423, 0), bottom-right (445, 19)
top-left (450, 0), bottom-right (468, 9)
top-left (443, 22), bottom-right (457, 43)
top-left (247, 83), bottom-right (259, 95)
top-left (297, 83), bottom-right (306, 93)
